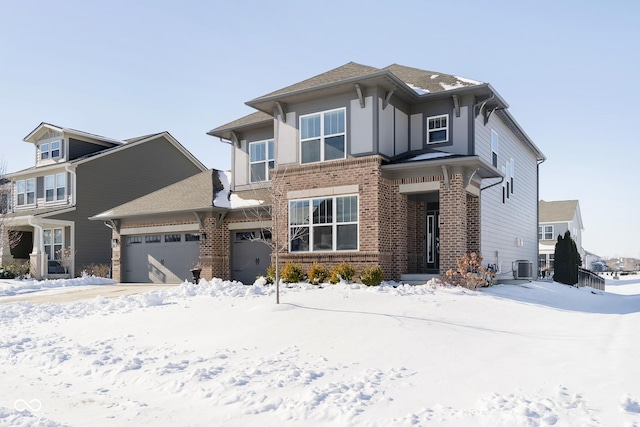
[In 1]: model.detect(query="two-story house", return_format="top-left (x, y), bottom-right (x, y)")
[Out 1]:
top-left (538, 199), bottom-right (585, 276)
top-left (0, 122), bottom-right (207, 278)
top-left (97, 62), bottom-right (546, 284)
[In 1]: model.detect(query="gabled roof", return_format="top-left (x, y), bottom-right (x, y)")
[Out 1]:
top-left (539, 200), bottom-right (582, 225)
top-left (72, 131), bottom-right (207, 171)
top-left (23, 122), bottom-right (124, 146)
top-left (91, 170), bottom-right (226, 220)
top-left (207, 111), bottom-right (272, 141)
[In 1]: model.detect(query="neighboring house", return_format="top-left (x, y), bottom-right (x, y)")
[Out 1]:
top-left (0, 122), bottom-right (207, 278)
top-left (538, 199), bottom-right (585, 276)
top-left (99, 62), bottom-right (546, 284)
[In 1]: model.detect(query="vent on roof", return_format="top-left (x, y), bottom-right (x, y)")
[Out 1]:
top-left (512, 260), bottom-right (533, 280)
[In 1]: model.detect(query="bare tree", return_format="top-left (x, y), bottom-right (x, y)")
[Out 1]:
top-left (243, 165), bottom-right (307, 304)
top-left (0, 158), bottom-right (22, 260)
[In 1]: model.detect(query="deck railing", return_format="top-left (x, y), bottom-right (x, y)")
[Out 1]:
top-left (577, 267), bottom-right (605, 291)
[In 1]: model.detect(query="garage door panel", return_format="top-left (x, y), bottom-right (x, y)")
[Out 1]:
top-left (232, 230), bottom-right (272, 285)
top-left (123, 234), bottom-right (199, 283)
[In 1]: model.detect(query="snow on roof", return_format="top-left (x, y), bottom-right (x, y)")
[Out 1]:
top-left (407, 152), bottom-right (456, 161)
top-left (406, 83), bottom-right (430, 95)
top-left (215, 171), bottom-right (265, 210)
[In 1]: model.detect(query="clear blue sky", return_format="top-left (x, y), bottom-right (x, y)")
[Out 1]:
top-left (1, 0), bottom-right (638, 258)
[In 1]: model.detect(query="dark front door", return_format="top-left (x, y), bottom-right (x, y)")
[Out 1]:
top-left (426, 209), bottom-right (439, 272)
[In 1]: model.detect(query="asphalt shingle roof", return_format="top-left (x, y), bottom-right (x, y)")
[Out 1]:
top-left (539, 200), bottom-right (579, 222)
top-left (92, 170), bottom-right (224, 219)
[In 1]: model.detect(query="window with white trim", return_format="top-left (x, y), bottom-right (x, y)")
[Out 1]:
top-left (491, 130), bottom-right (499, 167)
top-left (249, 139), bottom-right (274, 182)
top-left (538, 225), bottom-right (554, 240)
top-left (427, 114), bottom-right (448, 144)
top-left (16, 178), bottom-right (35, 206)
top-left (45, 173), bottom-right (66, 202)
top-left (300, 108), bottom-right (346, 164)
top-left (40, 140), bottom-right (61, 160)
top-left (289, 195), bottom-right (358, 252)
top-left (43, 228), bottom-right (63, 260)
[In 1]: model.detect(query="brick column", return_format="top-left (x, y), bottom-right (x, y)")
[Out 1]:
top-left (439, 174), bottom-right (467, 273)
top-left (111, 229), bottom-right (122, 282)
top-left (466, 194), bottom-right (480, 255)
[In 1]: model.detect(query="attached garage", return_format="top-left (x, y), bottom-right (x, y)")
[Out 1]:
top-left (231, 229), bottom-right (272, 285)
top-left (123, 231), bottom-right (201, 283)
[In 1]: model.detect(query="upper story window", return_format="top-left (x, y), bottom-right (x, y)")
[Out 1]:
top-left (300, 108), bottom-right (346, 164)
top-left (45, 173), bottom-right (66, 202)
top-left (16, 178), bottom-right (35, 206)
top-left (491, 130), bottom-right (499, 167)
top-left (539, 225), bottom-right (554, 240)
top-left (40, 140), bottom-right (61, 161)
top-left (289, 194), bottom-right (358, 252)
top-left (427, 115), bottom-right (448, 144)
top-left (249, 139), bottom-right (274, 182)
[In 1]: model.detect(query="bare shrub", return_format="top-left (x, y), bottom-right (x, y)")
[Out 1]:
top-left (82, 263), bottom-right (111, 278)
top-left (443, 252), bottom-right (495, 290)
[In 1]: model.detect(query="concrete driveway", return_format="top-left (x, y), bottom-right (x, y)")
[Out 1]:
top-left (0, 283), bottom-right (181, 304)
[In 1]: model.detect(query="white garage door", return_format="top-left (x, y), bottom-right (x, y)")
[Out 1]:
top-left (123, 232), bottom-right (200, 283)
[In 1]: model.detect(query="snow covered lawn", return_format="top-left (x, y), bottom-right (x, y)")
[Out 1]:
top-left (1, 276), bottom-right (639, 426)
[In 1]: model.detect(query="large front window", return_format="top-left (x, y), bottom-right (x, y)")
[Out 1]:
top-left (427, 115), bottom-right (448, 144)
top-left (45, 173), bottom-right (66, 202)
top-left (249, 139), bottom-right (274, 182)
top-left (300, 108), bottom-right (346, 164)
top-left (289, 195), bottom-right (358, 252)
top-left (16, 178), bottom-right (35, 206)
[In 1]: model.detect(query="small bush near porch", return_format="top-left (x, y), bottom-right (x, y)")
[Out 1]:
top-left (443, 253), bottom-right (495, 290)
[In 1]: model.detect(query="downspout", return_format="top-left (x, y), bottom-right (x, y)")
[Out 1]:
top-left (536, 158), bottom-right (546, 278)
top-left (27, 217), bottom-right (45, 278)
top-left (64, 164), bottom-right (76, 206)
top-left (65, 164), bottom-right (77, 276)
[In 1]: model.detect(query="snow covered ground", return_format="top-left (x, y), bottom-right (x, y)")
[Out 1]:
top-left (1, 275), bottom-right (639, 426)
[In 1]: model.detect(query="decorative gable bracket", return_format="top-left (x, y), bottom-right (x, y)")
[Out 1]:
top-left (354, 84), bottom-right (365, 108)
top-left (383, 87), bottom-right (396, 110)
top-left (275, 101), bottom-right (287, 122)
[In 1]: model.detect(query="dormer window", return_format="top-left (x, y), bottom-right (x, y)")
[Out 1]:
top-left (249, 139), bottom-right (274, 182)
top-left (300, 108), bottom-right (346, 164)
top-left (40, 140), bottom-right (61, 160)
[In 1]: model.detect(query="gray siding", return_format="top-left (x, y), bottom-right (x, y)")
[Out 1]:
top-left (68, 138), bottom-right (114, 160)
top-left (49, 136), bottom-right (204, 271)
top-left (478, 113), bottom-right (539, 278)
top-left (350, 97), bottom-right (374, 155)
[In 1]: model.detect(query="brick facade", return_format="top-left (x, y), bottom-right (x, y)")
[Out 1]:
top-left (111, 156), bottom-right (483, 283)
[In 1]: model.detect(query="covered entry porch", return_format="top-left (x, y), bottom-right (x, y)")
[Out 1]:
top-left (382, 154), bottom-right (502, 281)
top-left (1, 213), bottom-right (74, 279)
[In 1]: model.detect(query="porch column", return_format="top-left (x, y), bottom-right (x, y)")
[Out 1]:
top-left (439, 173), bottom-right (467, 273)
top-left (30, 226), bottom-right (44, 280)
top-left (0, 225), bottom-right (12, 266)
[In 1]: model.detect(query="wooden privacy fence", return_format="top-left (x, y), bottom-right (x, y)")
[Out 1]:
top-left (577, 267), bottom-right (605, 291)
